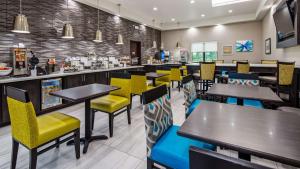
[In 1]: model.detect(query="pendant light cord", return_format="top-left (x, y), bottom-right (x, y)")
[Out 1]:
top-left (19, 0), bottom-right (22, 14)
top-left (66, 0), bottom-right (69, 23)
top-left (97, 0), bottom-right (100, 29)
top-left (118, 4), bottom-right (121, 34)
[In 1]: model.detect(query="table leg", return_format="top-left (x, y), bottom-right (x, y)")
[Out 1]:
top-left (237, 98), bottom-right (243, 106)
top-left (152, 79), bottom-right (156, 87)
top-left (67, 99), bottom-right (108, 153)
top-left (238, 152), bottom-right (251, 161)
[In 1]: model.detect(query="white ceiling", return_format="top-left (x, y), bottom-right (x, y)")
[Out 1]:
top-left (76, 0), bottom-right (275, 30)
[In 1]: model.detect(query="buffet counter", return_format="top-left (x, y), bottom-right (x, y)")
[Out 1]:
top-left (0, 66), bottom-right (143, 127)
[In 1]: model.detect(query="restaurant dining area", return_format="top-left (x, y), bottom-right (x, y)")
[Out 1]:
top-left (0, 0), bottom-right (300, 169)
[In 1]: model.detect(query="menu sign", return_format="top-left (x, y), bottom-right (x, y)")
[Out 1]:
top-left (13, 48), bottom-right (28, 75)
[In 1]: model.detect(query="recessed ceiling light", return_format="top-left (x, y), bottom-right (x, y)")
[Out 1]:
top-left (228, 9), bottom-right (233, 13)
top-left (201, 14), bottom-right (205, 17)
top-left (171, 18), bottom-right (176, 22)
top-left (212, 0), bottom-right (252, 7)
top-left (190, 0), bottom-right (195, 4)
top-left (153, 7), bottom-right (158, 11)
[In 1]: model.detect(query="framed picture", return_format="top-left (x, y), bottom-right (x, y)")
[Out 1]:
top-left (236, 40), bottom-right (253, 52)
top-left (223, 46), bottom-right (233, 55)
top-left (265, 38), bottom-right (271, 55)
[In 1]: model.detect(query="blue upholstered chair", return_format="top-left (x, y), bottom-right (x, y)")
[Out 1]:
top-left (142, 85), bottom-right (215, 169)
top-left (182, 75), bottom-right (201, 117)
top-left (227, 73), bottom-right (263, 108)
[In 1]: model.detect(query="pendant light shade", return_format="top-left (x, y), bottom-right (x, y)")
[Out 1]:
top-left (62, 0), bottom-right (74, 39)
top-left (12, 0), bottom-right (30, 34)
top-left (152, 19), bottom-right (157, 49)
top-left (160, 42), bottom-right (164, 49)
top-left (94, 0), bottom-right (103, 43)
top-left (93, 29), bottom-right (103, 42)
top-left (116, 4), bottom-right (124, 45)
top-left (176, 42), bottom-right (181, 48)
top-left (62, 23), bottom-right (74, 39)
top-left (152, 41), bottom-right (157, 49)
top-left (116, 34), bottom-right (124, 45)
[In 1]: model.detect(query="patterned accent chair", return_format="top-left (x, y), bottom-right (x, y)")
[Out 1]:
top-left (261, 60), bottom-right (278, 64)
top-left (236, 61), bottom-right (250, 74)
top-left (130, 70), bottom-right (154, 104)
top-left (227, 73), bottom-right (264, 108)
top-left (182, 75), bottom-right (201, 117)
top-left (91, 72), bottom-right (132, 137)
top-left (6, 87), bottom-right (80, 169)
top-left (142, 85), bottom-right (215, 169)
top-left (259, 62), bottom-right (295, 101)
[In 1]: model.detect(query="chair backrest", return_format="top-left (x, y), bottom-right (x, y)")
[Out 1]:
top-left (181, 65), bottom-right (188, 76)
top-left (130, 70), bottom-right (148, 95)
top-left (109, 72), bottom-right (132, 99)
top-left (228, 72), bottom-right (259, 86)
top-left (182, 75), bottom-right (197, 113)
top-left (236, 62), bottom-right (250, 74)
top-left (200, 62), bottom-right (216, 80)
top-left (142, 85), bottom-right (173, 157)
top-left (277, 61), bottom-right (295, 86)
top-left (170, 66), bottom-right (181, 81)
top-left (215, 60), bottom-right (224, 64)
top-left (261, 60), bottom-right (277, 64)
top-left (232, 60), bottom-right (248, 64)
top-left (156, 68), bottom-right (171, 82)
top-left (189, 146), bottom-right (273, 169)
top-left (6, 86), bottom-right (39, 149)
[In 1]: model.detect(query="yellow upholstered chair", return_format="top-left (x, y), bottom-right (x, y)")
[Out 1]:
top-left (236, 62), bottom-right (250, 74)
top-left (215, 60), bottom-right (224, 64)
top-left (232, 60), bottom-right (248, 64)
top-left (6, 86), bottom-right (80, 169)
top-left (130, 70), bottom-right (154, 104)
top-left (181, 65), bottom-right (188, 76)
top-left (197, 62), bottom-right (216, 93)
top-left (91, 72), bottom-right (131, 137)
top-left (170, 66), bottom-right (186, 92)
top-left (261, 60), bottom-right (278, 64)
top-left (156, 67), bottom-right (171, 97)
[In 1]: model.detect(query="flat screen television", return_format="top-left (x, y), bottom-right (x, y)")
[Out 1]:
top-left (273, 0), bottom-right (298, 48)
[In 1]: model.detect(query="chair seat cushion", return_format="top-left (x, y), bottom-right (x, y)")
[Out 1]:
top-left (37, 112), bottom-right (80, 146)
top-left (227, 97), bottom-right (263, 108)
top-left (91, 95), bottom-right (130, 113)
top-left (150, 125), bottom-right (215, 169)
top-left (259, 76), bottom-right (277, 83)
top-left (187, 99), bottom-right (201, 115)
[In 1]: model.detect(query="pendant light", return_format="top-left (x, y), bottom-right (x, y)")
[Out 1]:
top-left (62, 0), bottom-right (74, 39)
top-left (93, 0), bottom-right (103, 43)
top-left (176, 22), bottom-right (181, 48)
top-left (116, 4), bottom-right (124, 45)
top-left (12, 0), bottom-right (30, 33)
top-left (152, 19), bottom-right (157, 49)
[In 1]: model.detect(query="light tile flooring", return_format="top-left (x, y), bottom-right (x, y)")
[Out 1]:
top-left (0, 88), bottom-right (298, 169)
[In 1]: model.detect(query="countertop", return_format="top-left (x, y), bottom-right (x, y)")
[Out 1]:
top-left (144, 63), bottom-right (300, 68)
top-left (0, 66), bottom-right (143, 84)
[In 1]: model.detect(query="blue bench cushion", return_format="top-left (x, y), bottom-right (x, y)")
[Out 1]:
top-left (150, 125), bottom-right (215, 169)
top-left (227, 97), bottom-right (263, 108)
top-left (187, 99), bottom-right (201, 115)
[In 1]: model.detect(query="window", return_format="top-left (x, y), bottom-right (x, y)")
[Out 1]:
top-left (191, 42), bottom-right (218, 62)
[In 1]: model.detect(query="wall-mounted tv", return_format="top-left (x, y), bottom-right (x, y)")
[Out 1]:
top-left (273, 0), bottom-right (298, 48)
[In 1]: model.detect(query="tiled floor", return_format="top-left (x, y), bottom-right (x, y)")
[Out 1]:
top-left (0, 88), bottom-right (298, 169)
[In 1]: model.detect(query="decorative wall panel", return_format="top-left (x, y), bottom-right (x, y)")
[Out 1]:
top-left (0, 0), bottom-right (161, 66)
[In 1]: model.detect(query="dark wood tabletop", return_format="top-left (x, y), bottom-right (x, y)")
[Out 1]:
top-left (146, 72), bottom-right (167, 79)
top-left (50, 83), bottom-right (119, 102)
top-left (206, 83), bottom-right (283, 103)
top-left (178, 101), bottom-right (300, 167)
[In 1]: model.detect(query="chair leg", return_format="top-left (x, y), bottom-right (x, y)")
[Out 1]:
top-left (168, 87), bottom-right (171, 98)
top-left (127, 106), bottom-right (131, 125)
top-left (178, 81), bottom-right (181, 92)
top-left (56, 139), bottom-right (60, 148)
top-left (130, 94), bottom-right (133, 107)
top-left (172, 81), bottom-right (174, 88)
top-left (74, 129), bottom-right (80, 159)
top-left (11, 138), bottom-right (19, 169)
top-left (29, 148), bottom-right (37, 169)
top-left (140, 95), bottom-right (143, 104)
top-left (147, 158), bottom-right (154, 169)
top-left (109, 114), bottom-right (114, 137)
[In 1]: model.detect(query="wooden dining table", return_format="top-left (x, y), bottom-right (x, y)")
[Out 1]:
top-left (178, 101), bottom-right (300, 167)
top-left (50, 83), bottom-right (119, 153)
top-left (146, 72), bottom-right (167, 86)
top-left (206, 83), bottom-right (283, 105)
